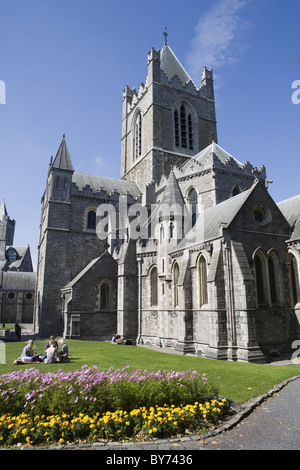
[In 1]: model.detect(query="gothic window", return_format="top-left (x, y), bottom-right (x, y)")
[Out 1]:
top-left (100, 283), bottom-right (110, 309)
top-left (173, 262), bottom-right (179, 307)
top-left (25, 292), bottom-right (33, 301)
top-left (87, 210), bottom-right (96, 230)
top-left (268, 251), bottom-right (280, 305)
top-left (133, 111), bottom-right (142, 161)
top-left (290, 253), bottom-right (299, 306)
top-left (174, 103), bottom-right (194, 151)
top-left (232, 186), bottom-right (241, 196)
top-left (187, 188), bottom-right (198, 227)
top-left (174, 110), bottom-right (179, 147)
top-left (150, 266), bottom-right (158, 306)
top-left (254, 251), bottom-right (268, 306)
top-left (180, 105), bottom-right (187, 148)
top-left (198, 255), bottom-right (208, 307)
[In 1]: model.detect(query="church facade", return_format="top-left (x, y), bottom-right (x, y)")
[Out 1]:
top-left (34, 36), bottom-right (300, 362)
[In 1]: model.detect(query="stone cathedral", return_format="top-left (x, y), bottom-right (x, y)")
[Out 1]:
top-left (34, 35), bottom-right (300, 362)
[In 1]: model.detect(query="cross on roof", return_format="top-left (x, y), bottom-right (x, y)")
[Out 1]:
top-left (163, 26), bottom-right (168, 45)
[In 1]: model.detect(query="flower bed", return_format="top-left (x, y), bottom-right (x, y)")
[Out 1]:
top-left (0, 366), bottom-right (229, 447)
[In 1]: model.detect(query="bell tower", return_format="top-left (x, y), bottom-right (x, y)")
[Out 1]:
top-left (121, 30), bottom-right (217, 192)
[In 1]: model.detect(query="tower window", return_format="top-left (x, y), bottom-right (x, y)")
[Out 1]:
top-left (174, 103), bottom-right (194, 151)
top-left (87, 210), bottom-right (96, 230)
top-left (134, 111), bottom-right (142, 160)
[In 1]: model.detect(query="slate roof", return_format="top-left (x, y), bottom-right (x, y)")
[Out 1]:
top-left (62, 256), bottom-right (101, 289)
top-left (160, 44), bottom-right (195, 86)
top-left (180, 142), bottom-right (246, 172)
top-left (174, 185), bottom-right (254, 252)
top-left (1, 271), bottom-right (36, 290)
top-left (62, 251), bottom-right (114, 290)
top-left (72, 172), bottom-right (142, 199)
top-left (278, 194), bottom-right (300, 242)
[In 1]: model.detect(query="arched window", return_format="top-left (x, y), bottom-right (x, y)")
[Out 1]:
top-left (87, 210), bottom-right (96, 230)
top-left (150, 266), bottom-right (158, 306)
top-left (173, 262), bottom-right (179, 307)
top-left (290, 253), bottom-right (299, 306)
top-left (187, 188), bottom-right (198, 227)
top-left (198, 255), bottom-right (208, 307)
top-left (232, 185), bottom-right (241, 196)
top-left (100, 283), bottom-right (110, 309)
top-left (254, 250), bottom-right (268, 306)
top-left (174, 103), bottom-right (194, 151)
top-left (268, 251), bottom-right (280, 305)
top-left (133, 111), bottom-right (142, 160)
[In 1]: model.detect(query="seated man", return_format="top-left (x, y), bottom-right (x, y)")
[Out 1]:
top-left (14, 340), bottom-right (42, 364)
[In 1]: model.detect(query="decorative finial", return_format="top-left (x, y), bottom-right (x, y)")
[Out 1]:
top-left (163, 26), bottom-right (168, 45)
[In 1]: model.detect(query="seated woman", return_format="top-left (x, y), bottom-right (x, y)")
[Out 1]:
top-left (57, 339), bottom-right (70, 363)
top-left (14, 340), bottom-right (42, 365)
top-left (44, 340), bottom-right (58, 363)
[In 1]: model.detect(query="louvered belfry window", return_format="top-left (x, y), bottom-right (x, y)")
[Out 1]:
top-left (174, 103), bottom-right (193, 151)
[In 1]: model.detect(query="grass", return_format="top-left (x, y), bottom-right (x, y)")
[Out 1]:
top-left (1, 339), bottom-right (300, 404)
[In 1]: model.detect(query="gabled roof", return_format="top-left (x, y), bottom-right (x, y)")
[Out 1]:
top-left (174, 185), bottom-right (255, 251)
top-left (278, 194), bottom-right (300, 242)
top-left (52, 135), bottom-right (74, 171)
top-left (62, 251), bottom-right (116, 290)
top-left (5, 246), bottom-right (33, 272)
top-left (63, 256), bottom-right (101, 289)
top-left (181, 142), bottom-right (245, 171)
top-left (179, 141), bottom-right (265, 180)
top-left (160, 44), bottom-right (195, 86)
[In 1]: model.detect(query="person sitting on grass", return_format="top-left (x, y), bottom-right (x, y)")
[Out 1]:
top-left (44, 340), bottom-right (58, 363)
top-left (116, 335), bottom-right (132, 345)
top-left (13, 339), bottom-right (42, 365)
top-left (57, 339), bottom-right (70, 363)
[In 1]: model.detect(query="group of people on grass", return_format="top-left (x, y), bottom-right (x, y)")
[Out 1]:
top-left (111, 333), bottom-right (133, 345)
top-left (13, 336), bottom-right (70, 365)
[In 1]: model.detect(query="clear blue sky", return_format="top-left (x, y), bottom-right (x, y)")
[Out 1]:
top-left (0, 0), bottom-right (299, 269)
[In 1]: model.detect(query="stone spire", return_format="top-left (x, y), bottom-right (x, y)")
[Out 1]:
top-left (52, 134), bottom-right (74, 171)
top-left (0, 202), bottom-right (8, 220)
top-left (160, 169), bottom-right (185, 207)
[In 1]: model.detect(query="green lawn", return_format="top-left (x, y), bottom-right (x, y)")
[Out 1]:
top-left (1, 339), bottom-right (300, 404)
